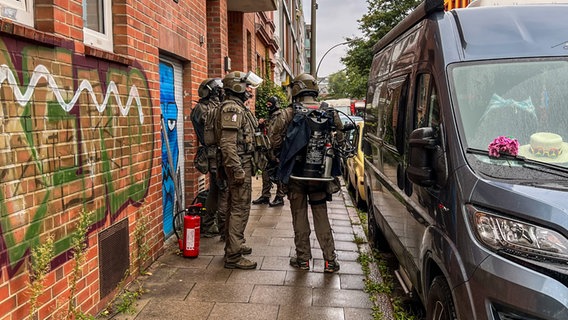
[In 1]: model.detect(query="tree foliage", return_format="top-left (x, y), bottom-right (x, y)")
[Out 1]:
top-left (326, 70), bottom-right (350, 99)
top-left (341, 0), bottom-right (421, 98)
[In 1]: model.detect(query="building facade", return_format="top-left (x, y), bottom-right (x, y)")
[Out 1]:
top-left (0, 0), bottom-right (276, 318)
top-left (273, 0), bottom-right (306, 87)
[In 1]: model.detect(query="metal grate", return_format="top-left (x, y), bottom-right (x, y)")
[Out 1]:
top-left (98, 218), bottom-right (130, 298)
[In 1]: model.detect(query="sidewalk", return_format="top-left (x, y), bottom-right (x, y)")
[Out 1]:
top-left (115, 177), bottom-right (393, 320)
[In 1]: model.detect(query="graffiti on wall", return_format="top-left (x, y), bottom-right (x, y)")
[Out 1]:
top-left (159, 61), bottom-right (179, 237)
top-left (0, 37), bottom-right (154, 277)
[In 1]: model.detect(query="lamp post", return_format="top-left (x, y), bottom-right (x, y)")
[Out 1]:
top-left (310, 0), bottom-right (317, 76)
top-left (315, 39), bottom-right (356, 79)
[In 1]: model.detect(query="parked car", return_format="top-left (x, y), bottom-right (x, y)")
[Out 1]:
top-left (339, 114), bottom-right (362, 181)
top-left (323, 98), bottom-right (353, 116)
top-left (346, 121), bottom-right (366, 209)
top-left (363, 1), bottom-right (568, 319)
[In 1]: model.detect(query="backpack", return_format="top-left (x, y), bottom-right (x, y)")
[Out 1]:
top-left (190, 99), bottom-right (222, 148)
top-left (203, 101), bottom-right (222, 147)
top-left (191, 100), bottom-right (222, 174)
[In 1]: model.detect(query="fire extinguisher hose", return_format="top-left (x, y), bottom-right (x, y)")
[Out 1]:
top-left (173, 192), bottom-right (204, 241)
top-left (173, 209), bottom-right (185, 241)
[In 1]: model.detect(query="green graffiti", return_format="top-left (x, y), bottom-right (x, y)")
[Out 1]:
top-left (0, 41), bottom-right (154, 273)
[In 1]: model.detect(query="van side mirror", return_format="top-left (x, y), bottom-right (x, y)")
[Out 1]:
top-left (407, 127), bottom-right (437, 187)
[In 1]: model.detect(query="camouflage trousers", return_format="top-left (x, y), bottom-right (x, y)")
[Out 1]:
top-left (288, 179), bottom-right (336, 262)
top-left (203, 169), bottom-right (229, 236)
top-left (260, 167), bottom-right (285, 198)
top-left (223, 161), bottom-right (253, 264)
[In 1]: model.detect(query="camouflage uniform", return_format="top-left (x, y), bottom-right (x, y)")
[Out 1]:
top-left (219, 95), bottom-right (258, 268)
top-left (276, 73), bottom-right (342, 272)
top-left (191, 98), bottom-right (227, 237)
top-left (259, 108), bottom-right (286, 202)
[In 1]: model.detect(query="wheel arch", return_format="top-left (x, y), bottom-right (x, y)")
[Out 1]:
top-left (420, 227), bottom-right (476, 318)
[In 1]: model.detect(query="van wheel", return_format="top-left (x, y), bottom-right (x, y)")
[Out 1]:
top-left (367, 204), bottom-right (389, 252)
top-left (426, 276), bottom-right (457, 320)
top-left (355, 190), bottom-right (367, 211)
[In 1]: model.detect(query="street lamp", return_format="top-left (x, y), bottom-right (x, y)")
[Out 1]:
top-left (314, 39), bottom-right (357, 79)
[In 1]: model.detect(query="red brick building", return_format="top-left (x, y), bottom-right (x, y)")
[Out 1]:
top-left (0, 0), bottom-right (276, 318)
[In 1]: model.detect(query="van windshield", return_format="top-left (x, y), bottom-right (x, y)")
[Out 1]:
top-left (450, 59), bottom-right (568, 177)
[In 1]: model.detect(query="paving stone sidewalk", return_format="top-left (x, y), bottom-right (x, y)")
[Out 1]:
top-left (113, 177), bottom-right (394, 320)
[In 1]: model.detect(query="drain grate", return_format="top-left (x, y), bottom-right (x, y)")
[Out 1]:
top-left (98, 218), bottom-right (130, 298)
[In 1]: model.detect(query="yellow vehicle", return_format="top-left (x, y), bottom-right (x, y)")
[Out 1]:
top-left (346, 120), bottom-right (366, 209)
top-left (444, 0), bottom-right (470, 10)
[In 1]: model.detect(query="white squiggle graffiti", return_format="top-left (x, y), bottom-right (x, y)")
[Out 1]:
top-left (0, 64), bottom-right (145, 123)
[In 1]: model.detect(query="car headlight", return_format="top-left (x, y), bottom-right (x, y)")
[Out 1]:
top-left (468, 205), bottom-right (568, 262)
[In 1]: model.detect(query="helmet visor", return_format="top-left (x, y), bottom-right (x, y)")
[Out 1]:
top-left (243, 71), bottom-right (263, 88)
top-left (209, 79), bottom-right (223, 90)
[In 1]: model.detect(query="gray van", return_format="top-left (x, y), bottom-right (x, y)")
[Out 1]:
top-left (363, 0), bottom-right (568, 319)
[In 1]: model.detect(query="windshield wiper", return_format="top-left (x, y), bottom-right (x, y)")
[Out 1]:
top-left (466, 147), bottom-right (568, 177)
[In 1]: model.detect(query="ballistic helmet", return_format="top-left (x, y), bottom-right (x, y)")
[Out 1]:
top-left (267, 96), bottom-right (279, 114)
top-left (198, 78), bottom-right (223, 98)
top-left (291, 73), bottom-right (319, 98)
top-left (222, 71), bottom-right (263, 94)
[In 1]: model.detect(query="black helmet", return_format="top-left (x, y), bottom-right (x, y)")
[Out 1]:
top-left (222, 71), bottom-right (263, 94)
top-left (291, 73), bottom-right (318, 98)
top-left (198, 78), bottom-right (223, 99)
top-left (267, 96), bottom-right (278, 113)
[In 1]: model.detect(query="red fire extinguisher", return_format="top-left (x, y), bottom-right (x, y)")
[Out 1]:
top-left (178, 204), bottom-right (202, 258)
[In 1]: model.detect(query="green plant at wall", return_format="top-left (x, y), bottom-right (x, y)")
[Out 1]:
top-left (255, 78), bottom-right (288, 120)
top-left (114, 287), bottom-right (144, 314)
top-left (65, 210), bottom-right (92, 319)
top-left (99, 270), bottom-right (147, 318)
top-left (355, 209), bottom-right (419, 319)
top-left (255, 54), bottom-right (288, 120)
top-left (28, 234), bottom-right (55, 319)
top-left (134, 206), bottom-right (151, 275)
top-left (98, 206), bottom-right (151, 318)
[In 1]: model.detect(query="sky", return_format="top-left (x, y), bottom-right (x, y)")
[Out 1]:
top-left (303, 0), bottom-right (368, 78)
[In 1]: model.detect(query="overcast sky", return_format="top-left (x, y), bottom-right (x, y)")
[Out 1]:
top-left (303, 0), bottom-right (368, 77)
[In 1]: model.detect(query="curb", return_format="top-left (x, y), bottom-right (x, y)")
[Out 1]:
top-left (340, 183), bottom-right (395, 320)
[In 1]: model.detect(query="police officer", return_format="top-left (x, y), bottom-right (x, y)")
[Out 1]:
top-left (219, 71), bottom-right (263, 269)
top-left (272, 73), bottom-right (342, 273)
top-left (252, 96), bottom-right (285, 207)
top-left (190, 78), bottom-right (227, 238)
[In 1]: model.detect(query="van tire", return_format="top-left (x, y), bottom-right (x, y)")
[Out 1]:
top-left (367, 204), bottom-right (389, 252)
top-left (426, 276), bottom-right (457, 320)
top-left (355, 192), bottom-right (366, 211)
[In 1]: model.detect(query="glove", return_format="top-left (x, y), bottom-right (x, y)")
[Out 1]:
top-left (232, 167), bottom-right (245, 185)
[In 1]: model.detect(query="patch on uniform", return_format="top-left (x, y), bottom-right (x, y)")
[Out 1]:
top-left (231, 114), bottom-right (237, 122)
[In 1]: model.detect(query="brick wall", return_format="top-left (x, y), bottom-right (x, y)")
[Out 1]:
top-left (0, 0), bottom-right (208, 318)
top-left (207, 0), bottom-right (229, 77)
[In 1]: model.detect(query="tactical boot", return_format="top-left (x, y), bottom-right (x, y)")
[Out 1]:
top-left (324, 259), bottom-right (340, 273)
top-left (289, 256), bottom-right (310, 270)
top-left (202, 225), bottom-right (219, 238)
top-left (240, 244), bottom-right (252, 255)
top-left (252, 196), bottom-right (270, 205)
top-left (269, 196), bottom-right (284, 207)
top-left (224, 257), bottom-right (257, 270)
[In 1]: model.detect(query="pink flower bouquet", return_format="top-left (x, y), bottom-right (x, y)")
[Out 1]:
top-left (488, 136), bottom-right (519, 157)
